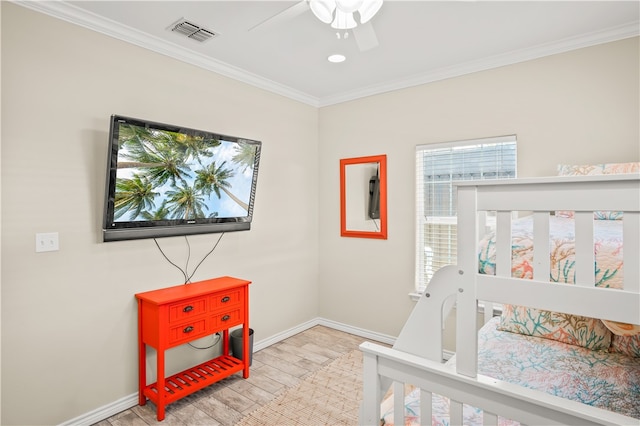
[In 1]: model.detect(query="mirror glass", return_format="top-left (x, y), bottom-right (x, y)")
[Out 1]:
top-left (340, 155), bottom-right (387, 239)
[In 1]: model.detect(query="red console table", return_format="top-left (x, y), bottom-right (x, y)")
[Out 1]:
top-left (136, 276), bottom-right (251, 421)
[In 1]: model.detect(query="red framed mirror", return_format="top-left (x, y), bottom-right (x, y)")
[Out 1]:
top-left (340, 154), bottom-right (387, 239)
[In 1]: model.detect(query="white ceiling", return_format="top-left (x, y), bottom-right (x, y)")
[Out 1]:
top-left (17, 1), bottom-right (640, 107)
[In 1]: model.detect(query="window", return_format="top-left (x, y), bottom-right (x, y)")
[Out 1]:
top-left (415, 136), bottom-right (517, 294)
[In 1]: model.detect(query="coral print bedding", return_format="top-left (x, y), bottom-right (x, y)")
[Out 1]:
top-left (380, 318), bottom-right (640, 425)
top-left (556, 162), bottom-right (640, 220)
top-left (557, 162), bottom-right (640, 177)
top-left (478, 317), bottom-right (640, 419)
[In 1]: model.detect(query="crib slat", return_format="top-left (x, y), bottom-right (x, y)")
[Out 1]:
top-left (393, 381), bottom-right (404, 426)
top-left (451, 400), bottom-right (463, 425)
top-left (624, 211), bottom-right (640, 292)
top-left (495, 211), bottom-right (512, 277)
top-left (532, 212), bottom-right (550, 282)
top-left (420, 389), bottom-right (432, 426)
top-left (574, 211), bottom-right (594, 287)
top-left (483, 411), bottom-right (498, 426)
top-left (483, 302), bottom-right (494, 324)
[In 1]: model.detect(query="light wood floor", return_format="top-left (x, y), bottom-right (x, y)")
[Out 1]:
top-left (94, 326), bottom-right (371, 426)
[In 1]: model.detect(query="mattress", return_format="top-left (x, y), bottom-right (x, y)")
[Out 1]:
top-left (380, 317), bottom-right (640, 425)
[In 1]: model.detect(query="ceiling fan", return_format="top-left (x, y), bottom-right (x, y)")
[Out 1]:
top-left (249, 0), bottom-right (383, 52)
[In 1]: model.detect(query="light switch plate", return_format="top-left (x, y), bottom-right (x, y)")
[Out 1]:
top-left (36, 232), bottom-right (59, 252)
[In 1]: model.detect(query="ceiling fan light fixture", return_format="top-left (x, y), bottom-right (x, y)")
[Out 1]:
top-left (310, 0), bottom-right (383, 32)
top-left (331, 8), bottom-right (357, 29)
top-left (335, 0), bottom-right (364, 14)
top-left (309, 0), bottom-right (336, 24)
top-left (358, 0), bottom-right (383, 24)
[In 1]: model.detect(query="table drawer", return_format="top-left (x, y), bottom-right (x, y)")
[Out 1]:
top-left (168, 297), bottom-right (207, 323)
top-left (211, 309), bottom-right (242, 329)
top-left (168, 319), bottom-right (208, 345)
top-left (210, 290), bottom-right (242, 309)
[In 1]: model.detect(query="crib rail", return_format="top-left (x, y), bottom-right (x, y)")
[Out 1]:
top-left (361, 174), bottom-right (640, 426)
top-left (455, 174), bottom-right (640, 377)
top-left (360, 341), bottom-right (638, 426)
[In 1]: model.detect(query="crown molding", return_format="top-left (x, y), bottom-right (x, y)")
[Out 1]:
top-left (318, 21), bottom-right (640, 107)
top-left (11, 0), bottom-right (321, 107)
top-left (12, 1), bottom-right (639, 108)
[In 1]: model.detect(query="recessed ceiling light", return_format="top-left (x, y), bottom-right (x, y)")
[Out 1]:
top-left (328, 54), bottom-right (346, 63)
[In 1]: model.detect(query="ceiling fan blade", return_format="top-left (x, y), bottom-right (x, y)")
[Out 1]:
top-left (353, 21), bottom-right (379, 52)
top-left (249, 1), bottom-right (310, 32)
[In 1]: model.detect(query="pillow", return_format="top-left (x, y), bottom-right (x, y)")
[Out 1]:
top-left (556, 162), bottom-right (640, 219)
top-left (557, 162), bottom-right (640, 177)
top-left (610, 335), bottom-right (640, 358)
top-left (602, 320), bottom-right (640, 336)
top-left (603, 321), bottom-right (640, 358)
top-left (498, 305), bottom-right (612, 351)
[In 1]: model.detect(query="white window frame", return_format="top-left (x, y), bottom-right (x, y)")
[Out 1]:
top-left (414, 135), bottom-right (517, 298)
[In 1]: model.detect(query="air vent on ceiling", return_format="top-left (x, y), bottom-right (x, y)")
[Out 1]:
top-left (169, 19), bottom-right (217, 43)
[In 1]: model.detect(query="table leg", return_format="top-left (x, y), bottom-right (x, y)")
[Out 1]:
top-left (138, 303), bottom-right (146, 406)
top-left (156, 349), bottom-right (165, 421)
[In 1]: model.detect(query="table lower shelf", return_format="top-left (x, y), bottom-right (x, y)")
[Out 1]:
top-left (143, 355), bottom-right (245, 406)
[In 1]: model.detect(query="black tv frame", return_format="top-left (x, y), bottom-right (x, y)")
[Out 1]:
top-left (102, 115), bottom-right (261, 242)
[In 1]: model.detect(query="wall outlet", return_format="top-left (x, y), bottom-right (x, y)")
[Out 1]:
top-left (36, 232), bottom-right (59, 252)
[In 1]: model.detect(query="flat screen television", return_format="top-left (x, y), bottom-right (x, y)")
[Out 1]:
top-left (102, 115), bottom-right (262, 242)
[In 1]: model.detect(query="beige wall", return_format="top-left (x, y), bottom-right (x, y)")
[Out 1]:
top-left (317, 37), bottom-right (639, 338)
top-left (2, 2), bottom-right (639, 425)
top-left (1, 4), bottom-right (319, 425)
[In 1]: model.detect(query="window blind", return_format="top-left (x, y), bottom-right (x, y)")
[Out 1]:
top-left (415, 136), bottom-right (517, 293)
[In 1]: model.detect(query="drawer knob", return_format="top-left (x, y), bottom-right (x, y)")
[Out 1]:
top-left (183, 305), bottom-right (194, 313)
top-left (221, 315), bottom-right (230, 321)
top-left (221, 296), bottom-right (231, 303)
top-left (183, 326), bottom-right (194, 333)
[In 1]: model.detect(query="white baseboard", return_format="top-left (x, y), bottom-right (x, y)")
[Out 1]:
top-left (58, 318), bottom-right (397, 426)
top-left (252, 317), bottom-right (319, 352)
top-left (316, 317), bottom-right (397, 346)
top-left (58, 393), bottom-right (139, 426)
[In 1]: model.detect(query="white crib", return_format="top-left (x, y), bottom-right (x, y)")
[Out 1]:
top-left (360, 174), bottom-right (640, 426)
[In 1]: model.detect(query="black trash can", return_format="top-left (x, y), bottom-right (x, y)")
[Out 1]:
top-left (230, 328), bottom-right (253, 366)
